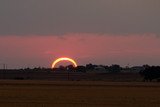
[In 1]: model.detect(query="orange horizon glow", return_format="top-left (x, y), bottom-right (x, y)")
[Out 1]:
top-left (51, 57), bottom-right (78, 68)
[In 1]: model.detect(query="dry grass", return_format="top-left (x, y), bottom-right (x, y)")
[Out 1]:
top-left (0, 80), bottom-right (160, 107)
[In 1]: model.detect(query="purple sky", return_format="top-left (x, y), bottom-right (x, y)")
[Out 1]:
top-left (0, 1), bottom-right (160, 68)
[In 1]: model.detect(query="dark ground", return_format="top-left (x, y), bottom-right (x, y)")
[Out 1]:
top-left (0, 80), bottom-right (160, 107)
top-left (0, 71), bottom-right (142, 82)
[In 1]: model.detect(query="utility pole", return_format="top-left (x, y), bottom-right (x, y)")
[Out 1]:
top-left (1, 63), bottom-right (7, 79)
top-left (0, 63), bottom-right (7, 70)
top-left (3, 64), bottom-right (5, 70)
top-left (67, 67), bottom-right (70, 81)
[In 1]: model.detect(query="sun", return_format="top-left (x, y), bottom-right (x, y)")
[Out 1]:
top-left (51, 57), bottom-right (78, 68)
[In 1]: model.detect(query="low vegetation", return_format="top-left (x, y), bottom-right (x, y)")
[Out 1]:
top-left (0, 80), bottom-right (160, 107)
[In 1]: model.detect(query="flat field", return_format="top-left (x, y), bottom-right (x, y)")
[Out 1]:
top-left (0, 80), bottom-right (160, 107)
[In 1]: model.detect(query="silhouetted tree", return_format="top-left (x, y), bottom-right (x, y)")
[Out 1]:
top-left (66, 65), bottom-right (75, 72)
top-left (142, 64), bottom-right (150, 69)
top-left (109, 64), bottom-right (121, 73)
top-left (104, 65), bottom-right (109, 72)
top-left (58, 65), bottom-right (66, 71)
top-left (76, 66), bottom-right (86, 73)
top-left (140, 66), bottom-right (160, 82)
top-left (86, 63), bottom-right (95, 71)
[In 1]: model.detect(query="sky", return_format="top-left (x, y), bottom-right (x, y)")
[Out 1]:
top-left (0, 0), bottom-right (160, 68)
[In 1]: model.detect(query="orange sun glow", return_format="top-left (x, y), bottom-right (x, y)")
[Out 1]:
top-left (51, 57), bottom-right (78, 68)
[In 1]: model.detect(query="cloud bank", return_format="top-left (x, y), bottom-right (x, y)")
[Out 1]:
top-left (0, 0), bottom-right (160, 35)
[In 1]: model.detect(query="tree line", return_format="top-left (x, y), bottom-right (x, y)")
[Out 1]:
top-left (1, 64), bottom-right (160, 82)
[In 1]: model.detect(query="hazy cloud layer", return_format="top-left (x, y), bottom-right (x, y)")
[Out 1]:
top-left (0, 34), bottom-right (160, 68)
top-left (0, 0), bottom-right (160, 35)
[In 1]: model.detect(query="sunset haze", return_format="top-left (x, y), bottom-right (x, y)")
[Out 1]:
top-left (0, 0), bottom-right (160, 68)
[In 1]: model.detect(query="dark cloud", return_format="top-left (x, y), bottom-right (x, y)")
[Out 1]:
top-left (0, 0), bottom-right (160, 35)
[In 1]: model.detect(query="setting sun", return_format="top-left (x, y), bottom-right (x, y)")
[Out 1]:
top-left (51, 57), bottom-right (78, 68)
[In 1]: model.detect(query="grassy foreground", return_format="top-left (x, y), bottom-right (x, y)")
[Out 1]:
top-left (0, 80), bottom-right (160, 107)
